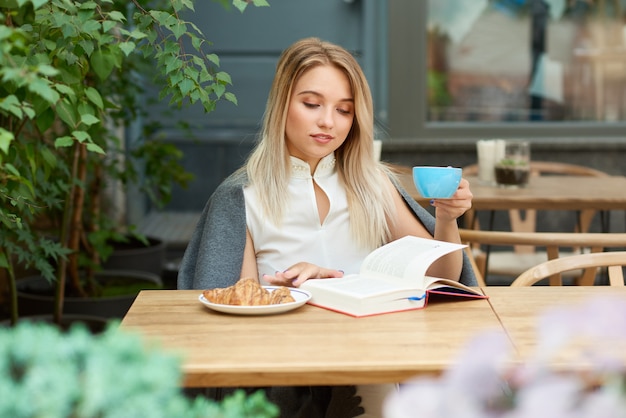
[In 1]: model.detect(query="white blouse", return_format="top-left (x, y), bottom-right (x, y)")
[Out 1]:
top-left (244, 154), bottom-right (373, 284)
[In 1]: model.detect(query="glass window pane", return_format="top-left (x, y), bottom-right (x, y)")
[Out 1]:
top-left (427, 0), bottom-right (626, 123)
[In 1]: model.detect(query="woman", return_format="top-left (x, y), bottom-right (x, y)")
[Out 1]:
top-left (179, 37), bottom-right (475, 418)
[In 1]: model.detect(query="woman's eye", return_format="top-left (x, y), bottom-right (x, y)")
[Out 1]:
top-left (303, 102), bottom-right (319, 108)
top-left (337, 108), bottom-right (352, 115)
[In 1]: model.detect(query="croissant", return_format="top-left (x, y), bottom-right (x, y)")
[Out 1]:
top-left (236, 277), bottom-right (270, 305)
top-left (203, 277), bottom-right (295, 306)
top-left (269, 286), bottom-right (295, 304)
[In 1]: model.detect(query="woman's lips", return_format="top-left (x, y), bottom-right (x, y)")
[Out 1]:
top-left (311, 134), bottom-right (333, 144)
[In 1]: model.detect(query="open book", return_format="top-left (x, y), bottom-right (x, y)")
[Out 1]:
top-left (299, 235), bottom-right (485, 317)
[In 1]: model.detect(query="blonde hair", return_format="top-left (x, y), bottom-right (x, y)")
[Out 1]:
top-left (245, 37), bottom-right (396, 249)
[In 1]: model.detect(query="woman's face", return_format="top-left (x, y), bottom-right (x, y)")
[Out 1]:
top-left (285, 64), bottom-right (354, 172)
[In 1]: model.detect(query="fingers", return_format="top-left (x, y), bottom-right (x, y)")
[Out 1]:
top-left (291, 267), bottom-right (343, 286)
top-left (263, 263), bottom-right (344, 287)
top-left (431, 178), bottom-right (473, 220)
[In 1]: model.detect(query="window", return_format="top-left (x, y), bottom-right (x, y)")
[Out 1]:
top-left (428, 0), bottom-right (626, 123)
top-left (388, 0), bottom-right (626, 139)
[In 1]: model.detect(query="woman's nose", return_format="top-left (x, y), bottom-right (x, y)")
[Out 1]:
top-left (318, 108), bottom-right (334, 128)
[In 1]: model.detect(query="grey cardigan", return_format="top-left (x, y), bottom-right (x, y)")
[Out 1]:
top-left (178, 170), bottom-right (477, 290)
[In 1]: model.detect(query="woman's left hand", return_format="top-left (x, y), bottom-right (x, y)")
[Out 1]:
top-left (431, 178), bottom-right (473, 222)
top-left (263, 262), bottom-right (344, 287)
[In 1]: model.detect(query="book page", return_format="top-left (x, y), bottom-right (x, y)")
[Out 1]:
top-left (305, 275), bottom-right (418, 299)
top-left (423, 276), bottom-right (483, 296)
top-left (360, 236), bottom-right (466, 286)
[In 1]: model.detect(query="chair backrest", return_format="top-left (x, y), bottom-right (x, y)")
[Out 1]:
top-left (511, 251), bottom-right (626, 287)
top-left (459, 228), bottom-right (626, 286)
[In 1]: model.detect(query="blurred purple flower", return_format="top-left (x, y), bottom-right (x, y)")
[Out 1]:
top-left (384, 296), bottom-right (626, 418)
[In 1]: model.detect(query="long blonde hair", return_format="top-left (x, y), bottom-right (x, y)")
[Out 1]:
top-left (245, 37), bottom-right (396, 249)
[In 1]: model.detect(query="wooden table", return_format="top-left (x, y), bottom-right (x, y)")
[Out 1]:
top-left (120, 287), bottom-right (626, 387)
top-left (396, 167), bottom-right (626, 211)
top-left (484, 286), bottom-right (626, 367)
top-left (119, 289), bottom-right (501, 387)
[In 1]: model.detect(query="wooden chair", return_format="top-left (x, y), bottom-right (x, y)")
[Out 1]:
top-left (459, 229), bottom-right (626, 287)
top-left (462, 161), bottom-right (611, 282)
top-left (511, 251), bottom-right (626, 287)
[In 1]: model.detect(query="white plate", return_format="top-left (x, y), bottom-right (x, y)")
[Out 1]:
top-left (198, 286), bottom-right (312, 316)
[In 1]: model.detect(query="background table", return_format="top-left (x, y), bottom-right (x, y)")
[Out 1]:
top-left (120, 290), bottom-right (500, 387)
top-left (396, 169), bottom-right (626, 211)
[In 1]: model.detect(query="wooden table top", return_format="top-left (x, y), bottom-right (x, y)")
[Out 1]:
top-left (484, 286), bottom-right (626, 368)
top-left (396, 168), bottom-right (626, 211)
top-left (119, 289), bottom-right (501, 387)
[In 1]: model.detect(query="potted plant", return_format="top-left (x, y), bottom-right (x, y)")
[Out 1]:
top-left (0, 0), bottom-right (269, 325)
top-left (494, 140), bottom-right (531, 188)
top-left (0, 320), bottom-right (279, 417)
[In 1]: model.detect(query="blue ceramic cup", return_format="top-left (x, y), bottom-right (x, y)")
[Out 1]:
top-left (412, 166), bottom-right (462, 199)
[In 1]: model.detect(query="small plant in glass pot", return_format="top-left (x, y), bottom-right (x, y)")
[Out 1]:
top-left (0, 0), bottom-right (269, 325)
top-left (494, 140), bottom-right (531, 188)
top-left (494, 158), bottom-right (531, 187)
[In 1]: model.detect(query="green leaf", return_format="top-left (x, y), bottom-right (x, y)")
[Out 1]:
top-left (80, 114), bottom-right (100, 126)
top-left (232, 0), bottom-right (247, 13)
top-left (0, 128), bottom-right (14, 155)
top-left (213, 83), bottom-right (225, 98)
top-left (102, 20), bottom-right (118, 33)
top-left (77, 102), bottom-right (94, 119)
top-left (0, 251), bottom-right (8, 270)
top-left (58, 66), bottom-right (82, 85)
top-left (169, 71), bottom-right (184, 86)
top-left (225, 92), bottom-right (237, 105)
top-left (72, 130), bottom-right (91, 143)
top-left (35, 107), bottom-right (55, 132)
top-left (86, 143), bottom-right (105, 154)
top-left (216, 71), bottom-right (232, 85)
top-left (28, 79), bottom-right (60, 105)
top-left (40, 147), bottom-right (58, 169)
top-left (91, 50), bottom-right (116, 81)
top-left (56, 99), bottom-right (78, 128)
top-left (85, 87), bottom-right (104, 109)
top-left (170, 20), bottom-right (187, 40)
top-left (202, 100), bottom-right (216, 113)
top-left (55, 136), bottom-right (74, 147)
top-left (81, 20), bottom-right (101, 34)
top-left (107, 10), bottom-right (126, 22)
top-left (0, 95), bottom-right (22, 118)
top-left (178, 78), bottom-right (194, 96)
top-left (165, 55), bottom-right (183, 74)
top-left (232, 0), bottom-right (269, 12)
top-left (176, 0), bottom-right (195, 12)
top-left (30, 0), bottom-right (49, 9)
top-left (37, 64), bottom-right (59, 77)
top-left (61, 22), bottom-right (78, 39)
top-left (207, 53), bottom-right (220, 66)
top-left (190, 89), bottom-right (201, 103)
top-left (54, 84), bottom-right (77, 100)
top-left (78, 1), bottom-right (98, 10)
top-left (79, 40), bottom-right (95, 56)
top-left (119, 41), bottom-right (136, 56)
top-left (191, 34), bottom-right (202, 51)
top-left (128, 28), bottom-right (148, 40)
top-left (199, 68), bottom-right (213, 83)
top-left (4, 163), bottom-right (19, 177)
